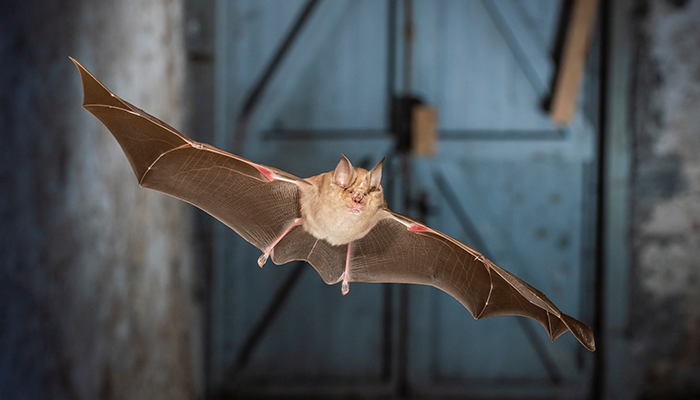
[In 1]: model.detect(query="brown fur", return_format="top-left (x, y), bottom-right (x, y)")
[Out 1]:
top-left (299, 159), bottom-right (386, 246)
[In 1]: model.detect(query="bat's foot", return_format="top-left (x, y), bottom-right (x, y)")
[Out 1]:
top-left (257, 252), bottom-right (269, 268)
top-left (257, 218), bottom-right (302, 268)
top-left (340, 242), bottom-right (352, 295)
top-left (335, 271), bottom-right (350, 295)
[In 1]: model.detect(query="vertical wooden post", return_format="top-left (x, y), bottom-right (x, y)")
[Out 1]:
top-left (550, 0), bottom-right (600, 125)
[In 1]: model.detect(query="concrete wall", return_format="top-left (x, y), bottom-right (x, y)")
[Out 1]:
top-left (0, 0), bottom-right (201, 399)
top-left (630, 0), bottom-right (700, 398)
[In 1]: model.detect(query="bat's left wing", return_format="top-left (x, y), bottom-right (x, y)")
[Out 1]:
top-left (349, 210), bottom-right (596, 352)
top-left (71, 58), bottom-right (309, 255)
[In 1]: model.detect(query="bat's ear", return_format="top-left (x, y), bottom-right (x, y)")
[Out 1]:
top-left (333, 154), bottom-right (354, 188)
top-left (369, 158), bottom-right (384, 188)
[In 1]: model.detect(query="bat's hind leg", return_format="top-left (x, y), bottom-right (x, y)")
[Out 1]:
top-left (336, 243), bottom-right (352, 296)
top-left (257, 218), bottom-right (303, 267)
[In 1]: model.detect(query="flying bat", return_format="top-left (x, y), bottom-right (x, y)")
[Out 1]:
top-left (70, 57), bottom-right (595, 352)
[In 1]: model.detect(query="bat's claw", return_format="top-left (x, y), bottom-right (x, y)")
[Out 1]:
top-left (257, 252), bottom-right (269, 268)
top-left (336, 271), bottom-right (351, 295)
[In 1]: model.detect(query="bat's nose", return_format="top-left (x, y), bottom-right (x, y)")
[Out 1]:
top-left (351, 190), bottom-right (365, 204)
top-left (352, 189), bottom-right (365, 204)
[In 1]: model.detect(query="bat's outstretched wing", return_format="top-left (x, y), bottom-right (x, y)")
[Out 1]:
top-left (349, 211), bottom-right (596, 352)
top-left (71, 58), bottom-right (307, 252)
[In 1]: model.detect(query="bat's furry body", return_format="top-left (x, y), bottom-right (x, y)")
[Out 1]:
top-left (71, 58), bottom-right (595, 352)
top-left (300, 156), bottom-right (386, 245)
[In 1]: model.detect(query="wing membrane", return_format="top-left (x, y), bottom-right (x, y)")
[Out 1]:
top-left (350, 212), bottom-right (595, 352)
top-left (72, 58), bottom-right (304, 252)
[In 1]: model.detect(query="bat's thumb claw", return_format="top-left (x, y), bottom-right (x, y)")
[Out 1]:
top-left (341, 280), bottom-right (349, 296)
top-left (257, 252), bottom-right (269, 268)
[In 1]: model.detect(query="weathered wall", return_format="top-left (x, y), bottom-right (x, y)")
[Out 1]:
top-left (0, 0), bottom-right (200, 399)
top-left (630, 0), bottom-right (700, 398)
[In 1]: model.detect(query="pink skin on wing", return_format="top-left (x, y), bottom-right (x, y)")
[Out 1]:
top-left (254, 164), bottom-right (276, 181)
top-left (408, 224), bottom-right (430, 233)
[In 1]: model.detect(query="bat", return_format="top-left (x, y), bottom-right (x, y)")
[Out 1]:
top-left (70, 57), bottom-right (595, 352)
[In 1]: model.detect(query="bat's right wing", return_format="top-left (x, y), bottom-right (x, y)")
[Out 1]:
top-left (72, 58), bottom-right (307, 253)
top-left (349, 211), bottom-right (596, 352)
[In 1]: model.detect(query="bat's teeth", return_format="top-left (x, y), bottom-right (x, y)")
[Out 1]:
top-left (257, 252), bottom-right (269, 268)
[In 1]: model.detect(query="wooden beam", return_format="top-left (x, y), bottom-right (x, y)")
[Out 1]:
top-left (411, 105), bottom-right (437, 156)
top-left (602, 0), bottom-right (633, 398)
top-left (550, 0), bottom-right (600, 125)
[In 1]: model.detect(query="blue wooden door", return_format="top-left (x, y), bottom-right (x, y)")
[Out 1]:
top-left (212, 1), bottom-right (598, 398)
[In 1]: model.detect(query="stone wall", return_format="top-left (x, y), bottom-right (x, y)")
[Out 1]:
top-left (630, 0), bottom-right (700, 398)
top-left (0, 0), bottom-right (200, 398)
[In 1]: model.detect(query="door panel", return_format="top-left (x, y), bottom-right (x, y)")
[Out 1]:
top-left (214, 0), bottom-right (598, 397)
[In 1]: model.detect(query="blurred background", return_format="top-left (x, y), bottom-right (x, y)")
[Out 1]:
top-left (1, 0), bottom-right (699, 399)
